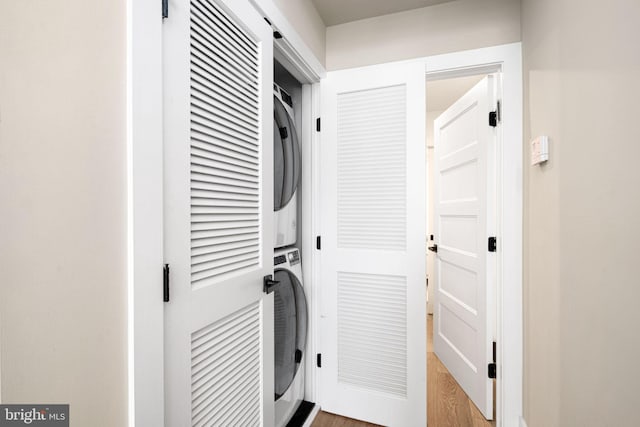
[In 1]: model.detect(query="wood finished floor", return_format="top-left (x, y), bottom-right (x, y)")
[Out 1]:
top-left (311, 314), bottom-right (495, 427)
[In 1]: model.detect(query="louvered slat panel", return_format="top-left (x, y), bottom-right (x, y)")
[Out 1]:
top-left (337, 85), bottom-right (407, 250)
top-left (191, 302), bottom-right (262, 427)
top-left (191, 178), bottom-right (259, 195)
top-left (191, 223), bottom-right (259, 234)
top-left (190, 12), bottom-right (259, 78)
top-left (189, 0), bottom-right (261, 288)
top-left (337, 272), bottom-right (407, 397)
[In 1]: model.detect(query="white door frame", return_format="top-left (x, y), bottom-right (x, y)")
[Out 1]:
top-left (127, 0), bottom-right (164, 426)
top-left (313, 43), bottom-right (522, 426)
top-left (248, 0), bottom-right (326, 407)
top-left (126, 0), bottom-right (324, 425)
top-left (423, 43), bottom-right (523, 426)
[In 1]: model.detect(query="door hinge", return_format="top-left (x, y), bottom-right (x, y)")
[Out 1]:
top-left (489, 111), bottom-right (497, 127)
top-left (316, 117), bottom-right (321, 132)
top-left (489, 100), bottom-right (501, 127)
top-left (316, 235), bottom-right (321, 250)
top-left (163, 264), bottom-right (170, 302)
top-left (488, 341), bottom-right (497, 379)
top-left (488, 236), bottom-right (497, 252)
top-left (488, 363), bottom-right (497, 379)
top-left (162, 0), bottom-right (168, 19)
top-left (316, 353), bottom-right (322, 368)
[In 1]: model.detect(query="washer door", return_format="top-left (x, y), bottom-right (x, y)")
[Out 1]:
top-left (273, 268), bottom-right (308, 400)
top-left (273, 95), bottom-right (301, 211)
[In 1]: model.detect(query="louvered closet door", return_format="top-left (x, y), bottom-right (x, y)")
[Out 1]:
top-left (319, 61), bottom-right (426, 426)
top-left (163, 1), bottom-right (274, 426)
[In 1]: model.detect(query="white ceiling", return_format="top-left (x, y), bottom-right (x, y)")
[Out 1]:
top-left (426, 75), bottom-right (485, 112)
top-left (311, 0), bottom-right (458, 26)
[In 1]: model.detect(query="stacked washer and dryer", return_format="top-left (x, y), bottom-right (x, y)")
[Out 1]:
top-left (273, 78), bottom-right (309, 427)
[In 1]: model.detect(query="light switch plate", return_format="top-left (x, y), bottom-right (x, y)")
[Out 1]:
top-left (531, 136), bottom-right (549, 165)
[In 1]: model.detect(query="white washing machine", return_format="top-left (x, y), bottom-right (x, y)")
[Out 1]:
top-left (273, 247), bottom-right (307, 427)
top-left (273, 83), bottom-right (301, 249)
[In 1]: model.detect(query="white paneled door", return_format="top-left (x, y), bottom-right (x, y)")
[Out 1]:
top-left (319, 62), bottom-right (426, 426)
top-left (433, 76), bottom-right (496, 419)
top-left (163, 1), bottom-right (274, 426)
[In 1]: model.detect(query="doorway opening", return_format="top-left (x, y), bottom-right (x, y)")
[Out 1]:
top-left (312, 44), bottom-right (522, 427)
top-left (426, 72), bottom-right (498, 426)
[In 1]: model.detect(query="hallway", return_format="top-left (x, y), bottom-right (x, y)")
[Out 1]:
top-left (312, 314), bottom-right (495, 426)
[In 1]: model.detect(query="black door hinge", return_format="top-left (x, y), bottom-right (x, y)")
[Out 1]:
top-left (488, 341), bottom-right (497, 379)
top-left (163, 264), bottom-right (170, 302)
top-left (488, 363), bottom-right (497, 379)
top-left (316, 236), bottom-right (321, 250)
top-left (489, 111), bottom-right (497, 127)
top-left (317, 353), bottom-right (322, 368)
top-left (162, 0), bottom-right (168, 19)
top-left (488, 236), bottom-right (497, 252)
top-left (489, 101), bottom-right (501, 127)
top-left (316, 117), bottom-right (321, 132)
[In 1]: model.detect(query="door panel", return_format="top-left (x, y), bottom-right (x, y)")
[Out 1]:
top-left (320, 61), bottom-right (426, 427)
top-left (163, 1), bottom-right (274, 425)
top-left (433, 76), bottom-right (495, 419)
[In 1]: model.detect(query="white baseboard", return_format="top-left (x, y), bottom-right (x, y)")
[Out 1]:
top-left (302, 404), bottom-right (321, 427)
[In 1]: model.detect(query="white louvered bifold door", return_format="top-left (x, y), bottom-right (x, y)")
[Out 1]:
top-left (163, 1), bottom-right (274, 426)
top-left (319, 61), bottom-right (427, 426)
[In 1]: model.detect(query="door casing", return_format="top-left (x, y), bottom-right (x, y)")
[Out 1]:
top-left (313, 43), bottom-right (523, 427)
top-left (421, 44), bottom-right (523, 427)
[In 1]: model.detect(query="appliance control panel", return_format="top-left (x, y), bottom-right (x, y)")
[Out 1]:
top-left (288, 250), bottom-right (300, 266)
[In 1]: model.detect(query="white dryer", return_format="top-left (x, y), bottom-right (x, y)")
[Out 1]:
top-left (273, 247), bottom-right (307, 427)
top-left (273, 83), bottom-right (301, 249)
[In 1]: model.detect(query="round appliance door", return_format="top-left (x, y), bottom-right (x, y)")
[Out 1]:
top-left (273, 95), bottom-right (301, 211)
top-left (273, 268), bottom-right (308, 400)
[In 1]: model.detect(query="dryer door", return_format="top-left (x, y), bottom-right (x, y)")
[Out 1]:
top-left (273, 268), bottom-right (308, 399)
top-left (273, 96), bottom-right (301, 212)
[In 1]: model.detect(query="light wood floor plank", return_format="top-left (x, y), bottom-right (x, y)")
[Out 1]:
top-left (311, 314), bottom-right (495, 427)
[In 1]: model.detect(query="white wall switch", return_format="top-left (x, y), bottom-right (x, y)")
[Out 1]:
top-left (531, 136), bottom-right (549, 165)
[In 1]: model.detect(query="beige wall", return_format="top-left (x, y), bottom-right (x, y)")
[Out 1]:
top-left (522, 0), bottom-right (640, 426)
top-left (0, 1), bottom-right (128, 426)
top-left (326, 0), bottom-right (521, 71)
top-left (272, 0), bottom-right (326, 66)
